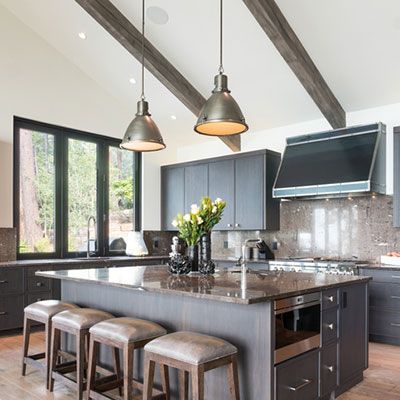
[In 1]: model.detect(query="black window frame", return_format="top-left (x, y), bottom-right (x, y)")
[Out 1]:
top-left (13, 116), bottom-right (141, 260)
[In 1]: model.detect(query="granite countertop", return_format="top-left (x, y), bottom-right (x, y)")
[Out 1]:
top-left (358, 263), bottom-right (400, 271)
top-left (0, 255), bottom-right (168, 268)
top-left (37, 265), bottom-right (371, 305)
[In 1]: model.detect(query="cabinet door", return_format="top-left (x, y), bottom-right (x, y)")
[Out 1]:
top-left (208, 159), bottom-right (235, 230)
top-left (339, 283), bottom-right (368, 386)
top-left (235, 154), bottom-right (264, 230)
top-left (161, 166), bottom-right (184, 231)
top-left (184, 164), bottom-right (208, 212)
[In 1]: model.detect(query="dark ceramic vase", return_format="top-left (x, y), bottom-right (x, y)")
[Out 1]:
top-left (199, 233), bottom-right (215, 275)
top-left (187, 245), bottom-right (199, 272)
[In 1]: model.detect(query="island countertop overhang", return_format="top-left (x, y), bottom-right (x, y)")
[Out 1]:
top-left (36, 265), bottom-right (371, 305)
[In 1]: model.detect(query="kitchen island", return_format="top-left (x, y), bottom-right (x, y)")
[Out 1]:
top-left (38, 266), bottom-right (371, 400)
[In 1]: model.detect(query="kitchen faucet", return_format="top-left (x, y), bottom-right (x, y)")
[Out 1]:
top-left (240, 238), bottom-right (261, 294)
top-left (241, 238), bottom-right (261, 269)
top-left (87, 215), bottom-right (97, 258)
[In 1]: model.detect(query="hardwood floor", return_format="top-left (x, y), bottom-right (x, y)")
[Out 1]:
top-left (0, 332), bottom-right (399, 399)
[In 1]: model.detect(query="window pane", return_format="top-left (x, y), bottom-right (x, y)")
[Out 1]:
top-left (19, 129), bottom-right (55, 253)
top-left (109, 147), bottom-right (134, 252)
top-left (68, 139), bottom-right (97, 252)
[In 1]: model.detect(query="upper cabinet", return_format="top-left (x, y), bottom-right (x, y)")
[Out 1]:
top-left (394, 127), bottom-right (400, 227)
top-left (161, 150), bottom-right (281, 231)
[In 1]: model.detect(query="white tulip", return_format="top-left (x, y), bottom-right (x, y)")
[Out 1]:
top-left (215, 198), bottom-right (223, 204)
top-left (212, 205), bottom-right (217, 214)
top-left (197, 216), bottom-right (203, 224)
top-left (171, 219), bottom-right (178, 227)
top-left (183, 214), bottom-right (191, 222)
top-left (190, 204), bottom-right (200, 215)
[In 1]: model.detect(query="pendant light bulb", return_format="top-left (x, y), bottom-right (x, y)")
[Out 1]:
top-left (121, 0), bottom-right (166, 152)
top-left (194, 0), bottom-right (248, 137)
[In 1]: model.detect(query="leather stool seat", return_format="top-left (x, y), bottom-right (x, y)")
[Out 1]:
top-left (24, 300), bottom-right (78, 322)
top-left (145, 331), bottom-right (237, 365)
top-left (52, 308), bottom-right (113, 330)
top-left (90, 317), bottom-right (167, 344)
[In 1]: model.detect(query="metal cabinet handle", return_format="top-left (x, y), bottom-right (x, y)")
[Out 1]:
top-left (227, 224), bottom-right (232, 227)
top-left (288, 379), bottom-right (312, 392)
top-left (0, 280), bottom-right (8, 284)
top-left (36, 298), bottom-right (43, 302)
top-left (326, 323), bottom-right (335, 330)
top-left (390, 322), bottom-right (400, 327)
top-left (391, 276), bottom-right (400, 279)
top-left (326, 296), bottom-right (334, 302)
top-left (36, 282), bottom-right (44, 287)
top-left (391, 296), bottom-right (400, 300)
top-left (235, 223), bottom-right (240, 228)
top-left (326, 365), bottom-right (334, 372)
top-left (0, 311), bottom-right (7, 316)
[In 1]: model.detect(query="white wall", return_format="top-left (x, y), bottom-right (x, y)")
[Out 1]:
top-left (0, 5), bottom-right (179, 229)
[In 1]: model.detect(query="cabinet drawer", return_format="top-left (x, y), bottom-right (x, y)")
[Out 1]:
top-left (0, 295), bottom-right (24, 331)
top-left (26, 291), bottom-right (53, 306)
top-left (370, 309), bottom-right (400, 337)
top-left (370, 282), bottom-right (400, 310)
top-left (26, 266), bottom-right (52, 277)
top-left (322, 308), bottom-right (338, 344)
top-left (363, 268), bottom-right (400, 283)
top-left (275, 349), bottom-right (319, 400)
top-left (322, 289), bottom-right (339, 310)
top-left (320, 342), bottom-right (338, 397)
top-left (0, 268), bottom-right (24, 295)
top-left (26, 276), bottom-right (51, 293)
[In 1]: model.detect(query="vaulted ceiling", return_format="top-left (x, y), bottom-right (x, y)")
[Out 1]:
top-left (1, 0), bottom-right (400, 149)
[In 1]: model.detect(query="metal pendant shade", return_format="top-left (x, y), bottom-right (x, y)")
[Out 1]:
top-left (121, 100), bottom-right (165, 152)
top-left (195, 0), bottom-right (248, 137)
top-left (121, 0), bottom-right (165, 152)
top-left (195, 73), bottom-right (248, 136)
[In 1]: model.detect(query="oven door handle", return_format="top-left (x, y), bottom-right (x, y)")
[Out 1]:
top-left (288, 378), bottom-right (312, 392)
top-left (275, 300), bottom-right (321, 315)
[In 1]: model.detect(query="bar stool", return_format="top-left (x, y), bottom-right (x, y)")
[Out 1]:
top-left (86, 317), bottom-right (168, 400)
top-left (49, 308), bottom-right (114, 400)
top-left (21, 300), bottom-right (79, 389)
top-left (143, 332), bottom-right (240, 400)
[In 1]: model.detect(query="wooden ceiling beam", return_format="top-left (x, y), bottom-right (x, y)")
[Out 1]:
top-left (75, 0), bottom-right (240, 152)
top-left (243, 0), bottom-right (346, 129)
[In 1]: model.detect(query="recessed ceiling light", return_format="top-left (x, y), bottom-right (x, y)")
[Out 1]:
top-left (170, 115), bottom-right (177, 120)
top-left (78, 32), bottom-right (87, 40)
top-left (129, 78), bottom-right (136, 84)
top-left (147, 6), bottom-right (169, 25)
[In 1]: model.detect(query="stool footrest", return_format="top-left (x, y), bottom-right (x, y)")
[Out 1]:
top-left (94, 375), bottom-right (123, 392)
top-left (24, 354), bottom-right (46, 371)
top-left (52, 370), bottom-right (85, 390)
top-left (54, 360), bottom-right (77, 374)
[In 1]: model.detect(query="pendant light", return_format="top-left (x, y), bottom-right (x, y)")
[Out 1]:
top-left (121, 0), bottom-right (166, 152)
top-left (194, 0), bottom-right (248, 136)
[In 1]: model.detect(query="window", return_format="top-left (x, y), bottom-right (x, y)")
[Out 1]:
top-left (14, 117), bottom-right (141, 259)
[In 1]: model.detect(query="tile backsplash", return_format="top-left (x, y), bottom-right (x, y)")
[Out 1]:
top-left (211, 195), bottom-right (399, 263)
top-left (0, 228), bottom-right (16, 261)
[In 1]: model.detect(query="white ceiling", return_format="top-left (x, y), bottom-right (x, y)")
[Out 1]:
top-left (1, 0), bottom-right (400, 147)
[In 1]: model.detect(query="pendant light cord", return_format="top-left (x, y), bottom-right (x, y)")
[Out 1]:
top-left (218, 0), bottom-right (224, 74)
top-left (141, 0), bottom-right (145, 100)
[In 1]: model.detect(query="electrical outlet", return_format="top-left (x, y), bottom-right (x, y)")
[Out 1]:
top-left (224, 241), bottom-right (229, 249)
top-left (154, 240), bottom-right (159, 249)
top-left (272, 241), bottom-right (279, 251)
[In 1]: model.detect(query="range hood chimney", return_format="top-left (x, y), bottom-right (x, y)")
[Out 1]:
top-left (273, 123), bottom-right (386, 199)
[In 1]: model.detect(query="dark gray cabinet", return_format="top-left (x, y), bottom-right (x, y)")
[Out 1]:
top-left (208, 159), bottom-right (235, 229)
top-left (339, 284), bottom-right (368, 389)
top-left (362, 267), bottom-right (400, 345)
top-left (394, 127), bottom-right (400, 227)
top-left (184, 164), bottom-right (208, 213)
top-left (161, 166), bottom-right (184, 231)
top-left (161, 149), bottom-right (281, 231)
top-left (235, 154), bottom-right (265, 230)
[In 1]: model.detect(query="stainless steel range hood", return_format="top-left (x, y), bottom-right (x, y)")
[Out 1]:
top-left (273, 123), bottom-right (386, 199)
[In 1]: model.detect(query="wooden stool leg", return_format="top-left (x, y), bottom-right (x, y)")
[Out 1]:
top-left (49, 326), bottom-right (60, 392)
top-left (112, 347), bottom-right (122, 397)
top-left (21, 315), bottom-right (31, 376)
top-left (123, 343), bottom-right (134, 400)
top-left (45, 321), bottom-right (52, 389)
top-left (160, 364), bottom-right (170, 400)
top-left (227, 355), bottom-right (240, 400)
top-left (86, 337), bottom-right (99, 400)
top-left (178, 370), bottom-right (189, 400)
top-left (76, 331), bottom-right (86, 400)
top-left (142, 353), bottom-right (155, 400)
top-left (191, 366), bottom-right (204, 400)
